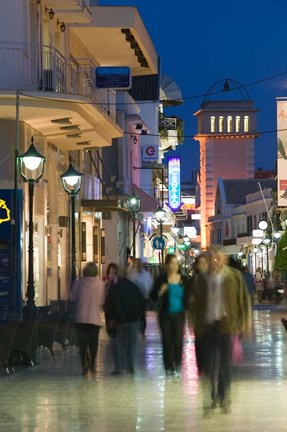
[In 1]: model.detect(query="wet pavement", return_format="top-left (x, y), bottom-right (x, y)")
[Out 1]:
top-left (0, 310), bottom-right (287, 432)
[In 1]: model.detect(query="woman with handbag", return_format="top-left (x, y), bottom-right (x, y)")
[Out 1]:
top-left (151, 254), bottom-right (189, 378)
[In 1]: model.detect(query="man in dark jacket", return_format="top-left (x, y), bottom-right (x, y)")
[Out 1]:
top-left (105, 276), bottom-right (145, 375)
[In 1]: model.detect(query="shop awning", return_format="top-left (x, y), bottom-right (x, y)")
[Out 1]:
top-left (220, 245), bottom-right (241, 256)
top-left (132, 184), bottom-right (158, 213)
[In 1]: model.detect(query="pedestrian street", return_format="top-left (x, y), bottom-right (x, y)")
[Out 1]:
top-left (0, 309), bottom-right (287, 432)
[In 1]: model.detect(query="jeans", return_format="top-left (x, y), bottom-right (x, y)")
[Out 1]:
top-left (75, 323), bottom-right (100, 373)
top-left (203, 322), bottom-right (232, 403)
top-left (115, 322), bottom-right (139, 373)
top-left (159, 312), bottom-right (185, 372)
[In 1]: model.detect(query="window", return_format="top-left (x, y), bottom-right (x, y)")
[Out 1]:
top-left (227, 116), bottom-right (233, 133)
top-left (254, 215), bottom-right (257, 230)
top-left (210, 116), bottom-right (216, 133)
top-left (219, 116), bottom-right (224, 133)
top-left (244, 115), bottom-right (249, 132)
top-left (235, 116), bottom-right (241, 132)
top-left (247, 215), bottom-right (253, 236)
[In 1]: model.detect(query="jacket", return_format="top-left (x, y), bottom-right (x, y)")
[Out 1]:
top-left (191, 267), bottom-right (251, 337)
top-left (70, 277), bottom-right (106, 326)
top-left (105, 278), bottom-right (145, 324)
top-left (150, 272), bottom-right (191, 313)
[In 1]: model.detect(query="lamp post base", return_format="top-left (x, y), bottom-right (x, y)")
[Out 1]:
top-left (22, 300), bottom-right (38, 321)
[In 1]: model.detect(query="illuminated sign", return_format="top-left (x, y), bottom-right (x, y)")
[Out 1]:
top-left (142, 145), bottom-right (158, 162)
top-left (277, 100), bottom-right (287, 206)
top-left (0, 199), bottom-right (11, 224)
top-left (168, 157), bottom-right (182, 212)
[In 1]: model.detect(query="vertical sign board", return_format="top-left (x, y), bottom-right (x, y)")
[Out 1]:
top-left (168, 157), bottom-right (182, 212)
top-left (0, 190), bottom-right (22, 321)
top-left (277, 100), bottom-right (287, 206)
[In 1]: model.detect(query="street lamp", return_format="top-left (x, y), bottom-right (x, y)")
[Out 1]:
top-left (262, 237), bottom-right (271, 275)
top-left (258, 219), bottom-right (268, 231)
top-left (154, 206), bottom-right (166, 266)
top-left (18, 137), bottom-right (45, 318)
top-left (127, 193), bottom-right (140, 258)
top-left (171, 224), bottom-right (179, 252)
top-left (61, 162), bottom-right (83, 285)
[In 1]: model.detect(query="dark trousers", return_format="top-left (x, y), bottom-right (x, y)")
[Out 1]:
top-left (75, 323), bottom-right (100, 373)
top-left (115, 322), bottom-right (139, 373)
top-left (203, 322), bottom-right (232, 402)
top-left (195, 335), bottom-right (206, 374)
top-left (159, 312), bottom-right (185, 372)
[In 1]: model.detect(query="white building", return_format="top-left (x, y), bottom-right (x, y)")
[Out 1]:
top-left (0, 1), bottom-right (158, 312)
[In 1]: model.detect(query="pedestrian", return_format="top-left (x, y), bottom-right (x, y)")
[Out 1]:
top-left (188, 254), bottom-right (208, 374)
top-left (242, 265), bottom-right (256, 303)
top-left (151, 253), bottom-right (189, 378)
top-left (104, 263), bottom-right (119, 337)
top-left (128, 258), bottom-right (153, 337)
top-left (255, 266), bottom-right (264, 303)
top-left (70, 262), bottom-right (105, 376)
top-left (105, 268), bottom-right (145, 375)
top-left (191, 247), bottom-right (251, 415)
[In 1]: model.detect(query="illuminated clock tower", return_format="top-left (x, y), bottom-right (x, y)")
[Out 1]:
top-left (194, 79), bottom-right (258, 249)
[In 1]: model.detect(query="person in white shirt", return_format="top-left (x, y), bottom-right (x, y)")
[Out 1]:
top-left (128, 258), bottom-right (153, 337)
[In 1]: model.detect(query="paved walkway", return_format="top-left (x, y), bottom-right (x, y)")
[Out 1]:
top-left (1, 310), bottom-right (287, 432)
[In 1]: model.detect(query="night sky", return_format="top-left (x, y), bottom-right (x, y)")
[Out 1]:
top-left (100, 0), bottom-right (287, 180)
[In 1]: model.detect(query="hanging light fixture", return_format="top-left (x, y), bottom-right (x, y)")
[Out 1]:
top-left (45, 7), bottom-right (55, 20)
top-left (57, 20), bottom-right (66, 33)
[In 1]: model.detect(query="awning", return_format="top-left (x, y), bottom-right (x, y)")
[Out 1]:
top-left (220, 245), bottom-right (241, 256)
top-left (132, 184), bottom-right (158, 213)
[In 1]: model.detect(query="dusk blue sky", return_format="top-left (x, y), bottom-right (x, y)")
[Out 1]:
top-left (100, 0), bottom-right (287, 180)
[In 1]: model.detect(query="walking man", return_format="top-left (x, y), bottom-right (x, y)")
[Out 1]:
top-left (191, 247), bottom-right (251, 415)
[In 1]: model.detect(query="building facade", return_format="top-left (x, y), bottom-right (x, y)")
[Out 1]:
top-left (194, 81), bottom-right (258, 249)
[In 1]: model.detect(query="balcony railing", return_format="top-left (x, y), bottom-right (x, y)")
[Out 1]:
top-left (0, 43), bottom-right (116, 119)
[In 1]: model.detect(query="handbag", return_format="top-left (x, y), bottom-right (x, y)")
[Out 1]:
top-left (232, 335), bottom-right (244, 364)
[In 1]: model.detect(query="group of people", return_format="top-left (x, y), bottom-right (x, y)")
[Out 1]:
top-left (70, 247), bottom-right (252, 415)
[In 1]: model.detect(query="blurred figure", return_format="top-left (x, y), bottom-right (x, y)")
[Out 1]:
top-left (105, 268), bottom-right (145, 375)
top-left (188, 254), bottom-right (208, 374)
top-left (151, 254), bottom-right (189, 378)
top-left (191, 247), bottom-right (251, 415)
top-left (71, 262), bottom-right (105, 376)
top-left (128, 258), bottom-right (153, 337)
top-left (242, 265), bottom-right (256, 303)
top-left (127, 255), bottom-right (134, 271)
top-left (104, 263), bottom-right (119, 337)
top-left (255, 267), bottom-right (264, 303)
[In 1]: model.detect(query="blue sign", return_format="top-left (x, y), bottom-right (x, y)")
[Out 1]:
top-left (0, 190), bottom-right (22, 321)
top-left (95, 67), bottom-right (131, 89)
top-left (168, 156), bottom-right (182, 212)
top-left (151, 236), bottom-right (166, 251)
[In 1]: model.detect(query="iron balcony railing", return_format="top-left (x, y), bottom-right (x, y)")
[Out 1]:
top-left (0, 42), bottom-right (116, 119)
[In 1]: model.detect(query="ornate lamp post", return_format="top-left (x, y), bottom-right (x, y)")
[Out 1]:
top-left (154, 206), bottom-right (166, 266)
top-left (61, 162), bottom-right (82, 285)
top-left (127, 193), bottom-right (140, 258)
top-left (171, 224), bottom-right (179, 252)
top-left (262, 237), bottom-right (271, 275)
top-left (18, 137), bottom-right (45, 318)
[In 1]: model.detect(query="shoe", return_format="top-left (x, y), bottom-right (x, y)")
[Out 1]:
top-left (165, 369), bottom-right (173, 377)
top-left (111, 371), bottom-right (122, 376)
top-left (129, 369), bottom-right (135, 375)
top-left (220, 398), bottom-right (231, 414)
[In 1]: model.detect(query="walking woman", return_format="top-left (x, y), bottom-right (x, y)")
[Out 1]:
top-left (71, 262), bottom-right (105, 376)
top-left (151, 254), bottom-right (189, 378)
top-left (104, 263), bottom-right (119, 337)
top-left (255, 267), bottom-right (264, 303)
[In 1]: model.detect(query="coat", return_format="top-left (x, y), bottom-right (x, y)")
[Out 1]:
top-left (70, 277), bottom-right (106, 326)
top-left (190, 267), bottom-right (251, 337)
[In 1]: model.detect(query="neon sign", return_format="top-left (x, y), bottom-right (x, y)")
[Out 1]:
top-left (0, 199), bottom-right (11, 224)
top-left (168, 157), bottom-right (182, 212)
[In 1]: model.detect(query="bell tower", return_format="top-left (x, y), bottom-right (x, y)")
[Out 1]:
top-left (194, 79), bottom-right (258, 249)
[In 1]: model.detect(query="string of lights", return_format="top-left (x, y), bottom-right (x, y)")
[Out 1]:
top-left (19, 69), bottom-right (287, 106)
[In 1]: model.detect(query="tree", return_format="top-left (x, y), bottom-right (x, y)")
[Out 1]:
top-left (274, 230), bottom-right (287, 281)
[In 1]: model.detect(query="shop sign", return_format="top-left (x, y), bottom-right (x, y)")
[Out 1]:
top-left (142, 145), bottom-right (158, 162)
top-left (168, 156), bottom-right (182, 212)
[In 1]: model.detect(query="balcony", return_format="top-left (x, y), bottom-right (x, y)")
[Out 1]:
top-left (0, 43), bottom-right (122, 150)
